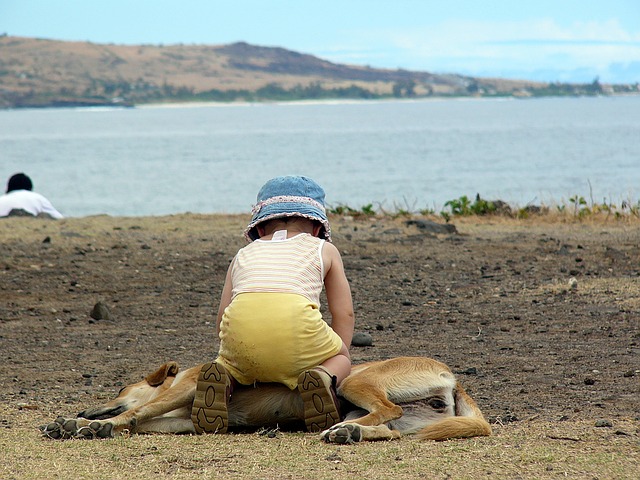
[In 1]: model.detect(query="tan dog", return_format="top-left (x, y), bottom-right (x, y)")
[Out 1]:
top-left (41, 356), bottom-right (491, 443)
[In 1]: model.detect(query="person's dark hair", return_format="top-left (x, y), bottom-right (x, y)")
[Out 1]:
top-left (6, 173), bottom-right (33, 193)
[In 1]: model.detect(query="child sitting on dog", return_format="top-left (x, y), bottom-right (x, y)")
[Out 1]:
top-left (191, 175), bottom-right (354, 434)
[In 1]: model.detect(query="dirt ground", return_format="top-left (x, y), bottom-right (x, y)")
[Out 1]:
top-left (1, 213), bottom-right (638, 432)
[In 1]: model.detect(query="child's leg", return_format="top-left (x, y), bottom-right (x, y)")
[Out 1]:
top-left (319, 341), bottom-right (351, 386)
top-left (297, 342), bottom-right (351, 433)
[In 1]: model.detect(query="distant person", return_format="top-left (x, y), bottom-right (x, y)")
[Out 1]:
top-left (0, 173), bottom-right (63, 219)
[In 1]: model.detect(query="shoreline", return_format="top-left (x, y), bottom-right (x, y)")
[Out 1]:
top-left (134, 91), bottom-right (640, 110)
top-left (3, 92), bottom-right (639, 112)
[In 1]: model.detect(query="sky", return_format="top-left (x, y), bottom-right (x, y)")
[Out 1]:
top-left (2, 0), bottom-right (639, 84)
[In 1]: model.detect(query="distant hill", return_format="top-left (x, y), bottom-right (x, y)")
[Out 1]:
top-left (0, 35), bottom-right (636, 108)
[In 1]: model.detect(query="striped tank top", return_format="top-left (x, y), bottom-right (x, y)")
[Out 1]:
top-left (230, 233), bottom-right (325, 305)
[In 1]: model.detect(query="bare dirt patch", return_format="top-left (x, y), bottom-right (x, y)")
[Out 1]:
top-left (1, 214), bottom-right (638, 478)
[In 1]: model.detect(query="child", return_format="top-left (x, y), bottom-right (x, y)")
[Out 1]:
top-left (191, 176), bottom-right (355, 434)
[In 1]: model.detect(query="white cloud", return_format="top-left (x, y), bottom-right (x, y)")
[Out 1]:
top-left (317, 18), bottom-right (640, 82)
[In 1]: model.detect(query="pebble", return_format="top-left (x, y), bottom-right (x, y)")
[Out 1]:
top-left (405, 219), bottom-right (458, 234)
top-left (459, 367), bottom-right (478, 375)
top-left (351, 332), bottom-right (373, 347)
top-left (594, 419), bottom-right (612, 428)
top-left (90, 301), bottom-right (112, 321)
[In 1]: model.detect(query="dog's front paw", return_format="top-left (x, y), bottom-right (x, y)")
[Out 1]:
top-left (40, 417), bottom-right (81, 440)
top-left (40, 417), bottom-right (68, 440)
top-left (321, 422), bottom-right (363, 444)
top-left (40, 417), bottom-right (115, 440)
top-left (76, 421), bottom-right (115, 439)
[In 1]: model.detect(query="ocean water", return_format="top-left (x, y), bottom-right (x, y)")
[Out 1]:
top-left (0, 96), bottom-right (639, 217)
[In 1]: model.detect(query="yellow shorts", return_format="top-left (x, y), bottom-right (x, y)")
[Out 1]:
top-left (216, 293), bottom-right (343, 389)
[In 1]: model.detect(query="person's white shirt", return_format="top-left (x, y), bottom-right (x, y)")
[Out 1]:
top-left (0, 189), bottom-right (64, 219)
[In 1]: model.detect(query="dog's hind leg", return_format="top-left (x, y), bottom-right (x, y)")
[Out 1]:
top-left (338, 357), bottom-right (461, 427)
top-left (334, 364), bottom-right (404, 427)
top-left (335, 376), bottom-right (403, 426)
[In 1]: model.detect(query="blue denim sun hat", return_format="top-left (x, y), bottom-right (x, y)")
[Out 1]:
top-left (244, 175), bottom-right (331, 242)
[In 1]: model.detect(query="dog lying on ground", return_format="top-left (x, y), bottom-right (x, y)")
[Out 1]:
top-left (40, 356), bottom-right (491, 443)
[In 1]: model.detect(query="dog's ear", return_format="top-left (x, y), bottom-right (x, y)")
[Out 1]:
top-left (145, 362), bottom-right (180, 386)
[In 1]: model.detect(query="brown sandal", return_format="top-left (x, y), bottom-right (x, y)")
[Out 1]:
top-left (191, 362), bottom-right (233, 434)
top-left (297, 367), bottom-right (341, 433)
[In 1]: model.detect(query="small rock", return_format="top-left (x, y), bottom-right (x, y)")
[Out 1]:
top-left (405, 219), bottom-right (457, 235)
top-left (7, 208), bottom-right (34, 217)
top-left (568, 277), bottom-right (578, 290)
top-left (351, 332), bottom-right (373, 347)
top-left (459, 367), bottom-right (477, 375)
top-left (90, 301), bottom-right (112, 321)
top-left (594, 419), bottom-right (612, 428)
top-left (584, 377), bottom-right (596, 385)
top-left (325, 451), bottom-right (342, 462)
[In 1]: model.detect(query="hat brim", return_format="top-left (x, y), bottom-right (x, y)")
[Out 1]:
top-left (244, 203), bottom-right (331, 242)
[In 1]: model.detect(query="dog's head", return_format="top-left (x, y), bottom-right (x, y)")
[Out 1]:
top-left (78, 362), bottom-right (180, 420)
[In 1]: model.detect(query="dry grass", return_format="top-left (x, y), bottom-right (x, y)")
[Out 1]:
top-left (1, 404), bottom-right (638, 480)
top-left (536, 277), bottom-right (640, 310)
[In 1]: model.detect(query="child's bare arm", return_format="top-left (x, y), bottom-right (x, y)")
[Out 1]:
top-left (216, 263), bottom-right (234, 335)
top-left (323, 243), bottom-right (355, 347)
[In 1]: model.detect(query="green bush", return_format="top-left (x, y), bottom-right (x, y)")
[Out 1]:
top-left (442, 194), bottom-right (497, 216)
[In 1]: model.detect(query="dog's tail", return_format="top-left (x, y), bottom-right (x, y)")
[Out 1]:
top-left (416, 382), bottom-right (492, 441)
top-left (415, 416), bottom-right (492, 441)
